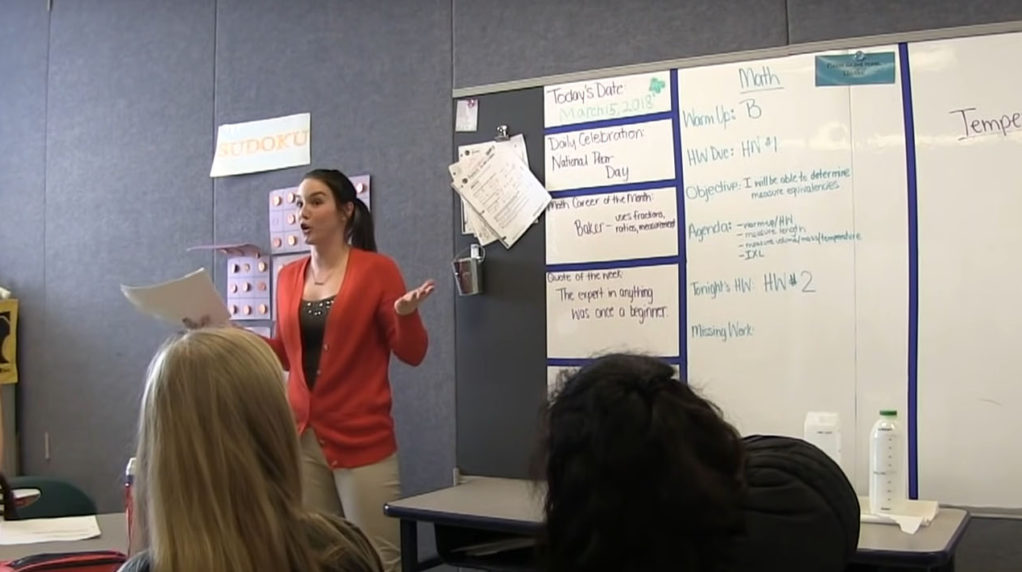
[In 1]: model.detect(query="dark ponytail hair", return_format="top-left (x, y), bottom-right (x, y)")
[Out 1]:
top-left (302, 169), bottom-right (376, 252)
top-left (537, 354), bottom-right (746, 572)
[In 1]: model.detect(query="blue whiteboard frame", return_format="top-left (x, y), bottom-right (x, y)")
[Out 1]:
top-left (898, 42), bottom-right (920, 499)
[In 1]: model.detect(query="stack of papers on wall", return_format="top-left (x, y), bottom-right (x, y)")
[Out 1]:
top-left (450, 134), bottom-right (551, 248)
top-left (859, 496), bottom-right (940, 534)
top-left (0, 515), bottom-right (101, 545)
top-left (455, 135), bottom-right (528, 245)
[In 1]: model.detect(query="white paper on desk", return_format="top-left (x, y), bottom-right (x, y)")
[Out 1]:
top-left (450, 141), bottom-right (550, 249)
top-left (121, 268), bottom-right (231, 328)
top-left (456, 134), bottom-right (529, 244)
top-left (0, 515), bottom-right (101, 545)
top-left (859, 496), bottom-right (939, 534)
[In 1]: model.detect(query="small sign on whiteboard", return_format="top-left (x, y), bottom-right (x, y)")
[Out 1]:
top-left (815, 51), bottom-right (896, 86)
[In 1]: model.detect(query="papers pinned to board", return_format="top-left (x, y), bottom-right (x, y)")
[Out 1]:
top-left (451, 133), bottom-right (551, 249)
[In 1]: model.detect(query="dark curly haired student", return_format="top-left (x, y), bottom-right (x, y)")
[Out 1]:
top-left (537, 353), bottom-right (860, 572)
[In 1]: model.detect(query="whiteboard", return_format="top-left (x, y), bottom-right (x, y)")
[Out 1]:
top-left (546, 264), bottom-right (680, 359)
top-left (681, 52), bottom-right (862, 480)
top-left (544, 46), bottom-right (909, 496)
top-left (544, 71), bottom-right (673, 128)
top-left (545, 119), bottom-right (676, 191)
top-left (545, 187), bottom-right (679, 264)
top-left (541, 30), bottom-right (1022, 507)
top-left (911, 33), bottom-right (1022, 507)
top-left (678, 45), bottom-right (909, 493)
top-left (545, 72), bottom-right (681, 364)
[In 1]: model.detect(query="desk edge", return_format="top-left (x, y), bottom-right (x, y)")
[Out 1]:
top-left (383, 504), bottom-right (541, 535)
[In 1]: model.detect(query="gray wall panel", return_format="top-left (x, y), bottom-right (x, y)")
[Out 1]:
top-left (0, 0), bottom-right (49, 473)
top-left (214, 0), bottom-right (455, 497)
top-left (788, 0), bottom-right (1022, 43)
top-left (453, 0), bottom-right (789, 88)
top-left (38, 0), bottom-right (215, 510)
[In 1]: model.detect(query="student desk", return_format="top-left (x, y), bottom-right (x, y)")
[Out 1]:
top-left (853, 508), bottom-right (969, 571)
top-left (0, 513), bottom-right (127, 561)
top-left (384, 477), bottom-right (970, 572)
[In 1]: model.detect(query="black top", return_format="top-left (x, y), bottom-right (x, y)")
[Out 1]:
top-left (299, 295), bottom-right (335, 389)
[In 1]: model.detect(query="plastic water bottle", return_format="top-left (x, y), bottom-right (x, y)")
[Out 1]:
top-left (803, 411), bottom-right (842, 466)
top-left (869, 410), bottom-right (906, 515)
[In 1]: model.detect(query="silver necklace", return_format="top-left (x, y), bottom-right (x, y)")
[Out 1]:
top-left (311, 267), bottom-right (336, 286)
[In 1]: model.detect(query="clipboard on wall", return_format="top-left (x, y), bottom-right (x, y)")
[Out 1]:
top-left (457, 124), bottom-right (541, 239)
top-left (495, 125), bottom-right (542, 228)
top-left (459, 125), bottom-right (512, 235)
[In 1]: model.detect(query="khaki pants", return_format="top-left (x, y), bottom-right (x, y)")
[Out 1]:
top-left (300, 429), bottom-right (402, 571)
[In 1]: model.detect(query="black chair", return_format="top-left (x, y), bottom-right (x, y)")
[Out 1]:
top-left (5, 475), bottom-right (97, 519)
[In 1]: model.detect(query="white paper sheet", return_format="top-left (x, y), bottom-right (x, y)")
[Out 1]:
top-left (457, 135), bottom-right (530, 245)
top-left (450, 142), bottom-right (550, 248)
top-left (460, 200), bottom-right (501, 246)
top-left (457, 135), bottom-right (528, 163)
top-left (0, 515), bottom-right (101, 545)
top-left (455, 98), bottom-right (479, 132)
top-left (121, 268), bottom-right (231, 328)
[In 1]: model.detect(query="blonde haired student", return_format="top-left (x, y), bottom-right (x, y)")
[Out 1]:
top-left (119, 327), bottom-right (382, 572)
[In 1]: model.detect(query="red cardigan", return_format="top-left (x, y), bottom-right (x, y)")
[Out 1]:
top-left (263, 249), bottom-right (428, 468)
